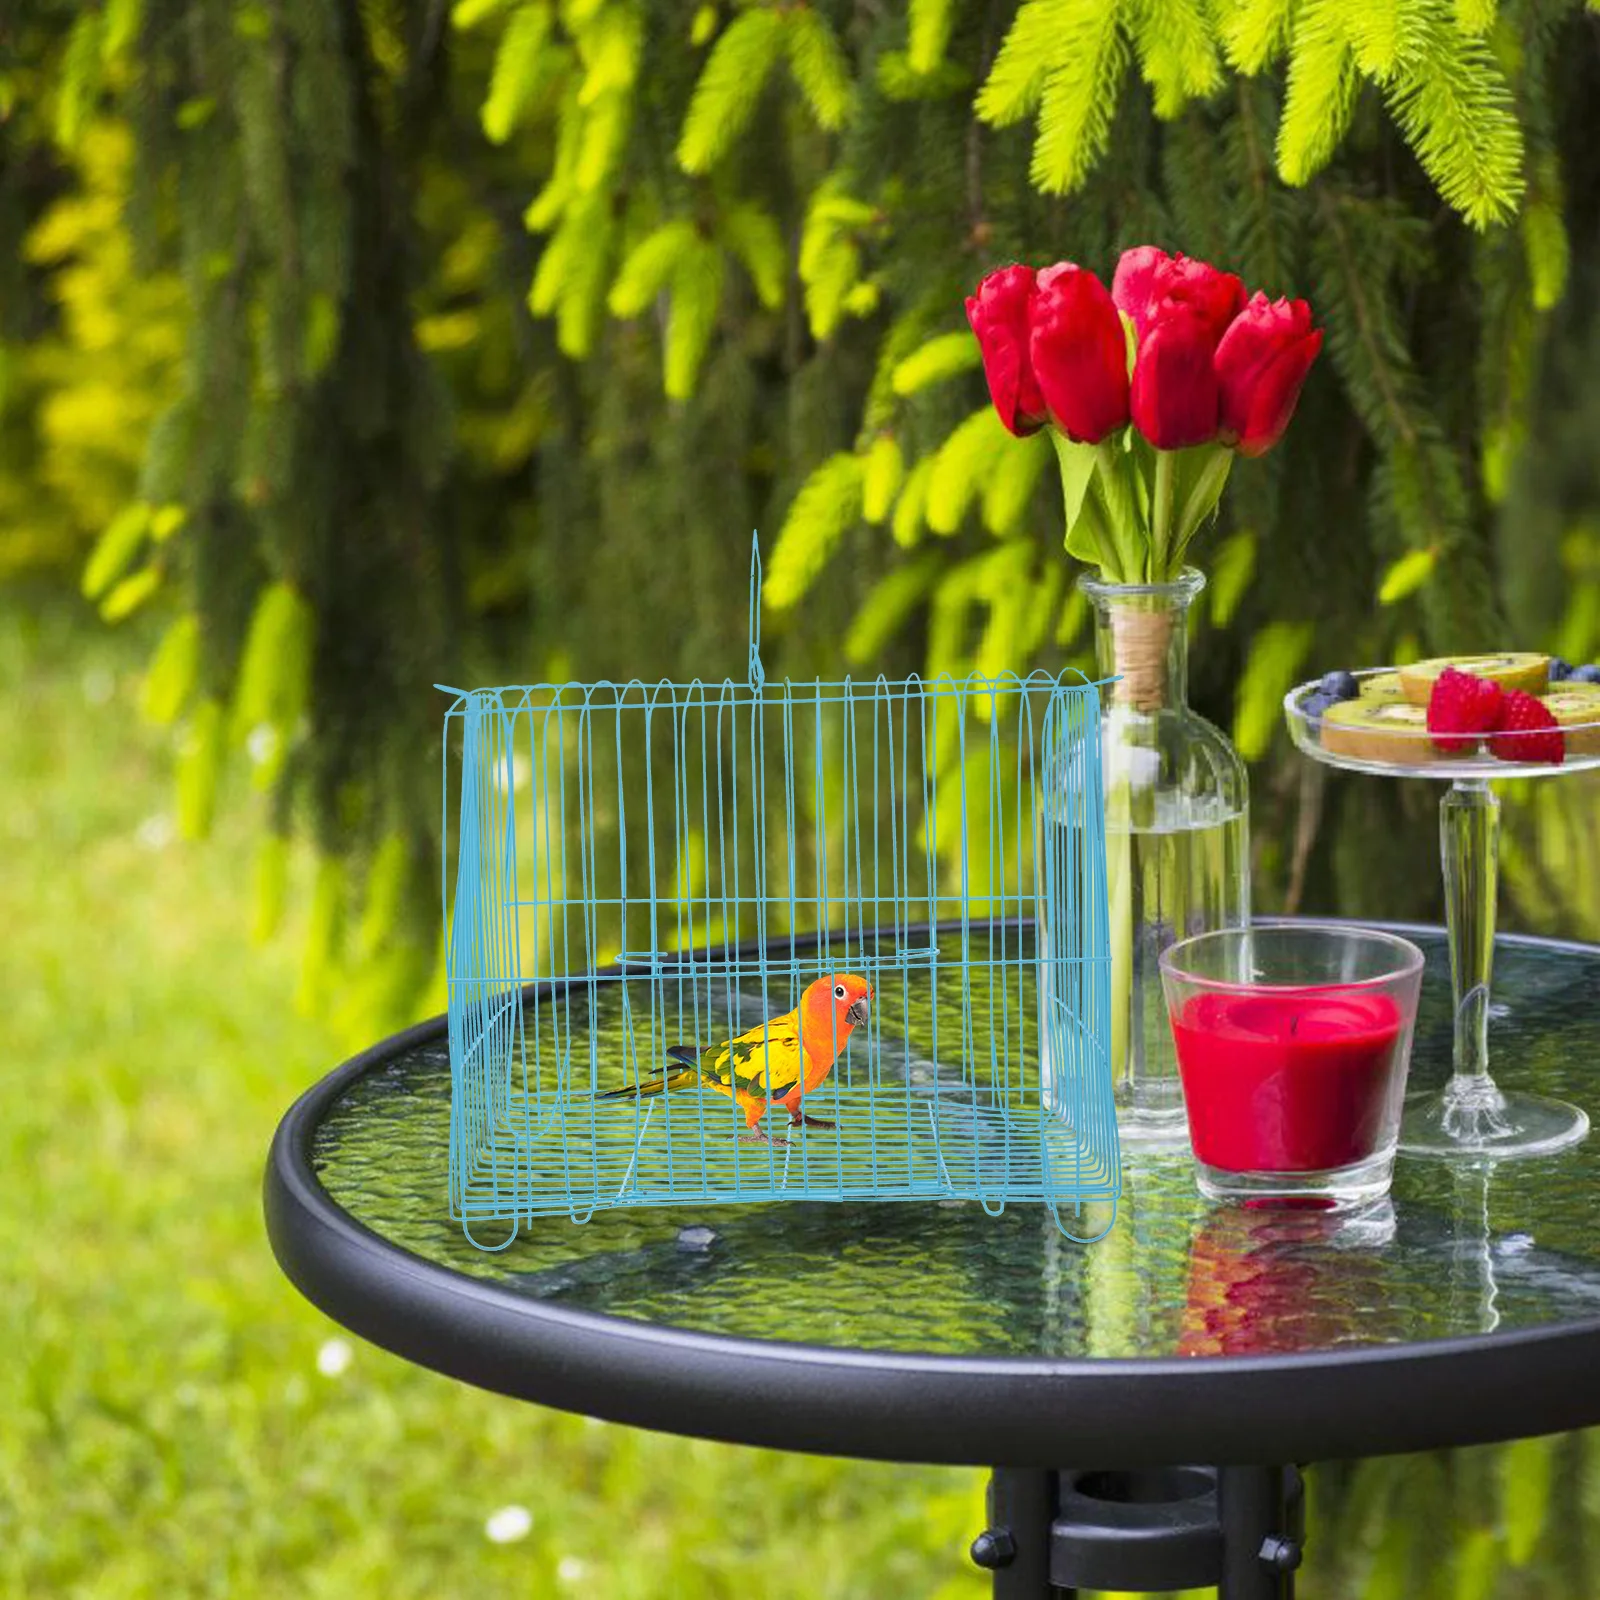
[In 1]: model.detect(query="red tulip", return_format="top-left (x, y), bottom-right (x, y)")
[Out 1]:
top-left (1130, 307), bottom-right (1220, 450)
top-left (1029, 263), bottom-right (1130, 444)
top-left (1111, 246), bottom-right (1171, 340)
top-left (965, 265), bottom-right (1048, 437)
top-left (1113, 247), bottom-right (1244, 345)
top-left (1214, 293), bottom-right (1323, 457)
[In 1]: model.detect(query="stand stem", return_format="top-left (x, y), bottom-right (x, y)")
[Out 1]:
top-left (1400, 777), bottom-right (1589, 1158)
top-left (1441, 780), bottom-right (1500, 1089)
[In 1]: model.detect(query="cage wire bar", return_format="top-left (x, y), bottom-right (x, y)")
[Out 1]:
top-left (440, 542), bottom-right (1118, 1246)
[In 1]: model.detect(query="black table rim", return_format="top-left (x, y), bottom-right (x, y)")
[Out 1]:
top-left (263, 919), bottom-right (1600, 1468)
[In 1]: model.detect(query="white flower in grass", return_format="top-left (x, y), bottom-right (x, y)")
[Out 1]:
top-left (486, 1505), bottom-right (533, 1544)
top-left (137, 814), bottom-right (175, 851)
top-left (316, 1337), bottom-right (353, 1377)
top-left (247, 723), bottom-right (280, 768)
top-left (557, 1556), bottom-right (587, 1584)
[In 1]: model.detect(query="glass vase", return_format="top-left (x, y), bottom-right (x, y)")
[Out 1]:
top-left (1083, 569), bottom-right (1250, 1150)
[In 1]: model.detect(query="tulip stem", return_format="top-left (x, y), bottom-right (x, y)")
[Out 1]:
top-left (1150, 450), bottom-right (1176, 582)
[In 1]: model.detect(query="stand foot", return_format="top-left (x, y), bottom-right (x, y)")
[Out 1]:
top-left (1400, 1080), bottom-right (1589, 1158)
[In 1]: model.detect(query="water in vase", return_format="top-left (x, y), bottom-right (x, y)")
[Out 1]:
top-left (1103, 793), bottom-right (1249, 1136)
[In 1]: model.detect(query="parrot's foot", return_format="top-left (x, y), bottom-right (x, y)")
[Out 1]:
top-left (790, 1114), bottom-right (835, 1130)
top-left (739, 1131), bottom-right (788, 1147)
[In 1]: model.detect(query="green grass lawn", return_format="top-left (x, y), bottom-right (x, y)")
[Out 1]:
top-left (0, 605), bottom-right (989, 1600)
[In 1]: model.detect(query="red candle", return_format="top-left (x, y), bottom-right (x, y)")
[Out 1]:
top-left (1171, 989), bottom-right (1405, 1172)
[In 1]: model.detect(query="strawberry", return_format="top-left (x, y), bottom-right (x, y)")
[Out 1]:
top-left (1490, 690), bottom-right (1565, 765)
top-left (1427, 667), bottom-right (1504, 753)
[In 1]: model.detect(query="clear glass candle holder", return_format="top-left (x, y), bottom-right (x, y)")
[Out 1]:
top-left (1159, 923), bottom-right (1425, 1207)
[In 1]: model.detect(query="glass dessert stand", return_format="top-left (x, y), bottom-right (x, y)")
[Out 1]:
top-left (1285, 669), bottom-right (1597, 1158)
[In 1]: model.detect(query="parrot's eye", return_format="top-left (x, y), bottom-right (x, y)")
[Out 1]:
top-left (834, 984), bottom-right (847, 1000)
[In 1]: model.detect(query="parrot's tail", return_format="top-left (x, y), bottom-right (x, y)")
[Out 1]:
top-left (595, 1055), bottom-right (700, 1101)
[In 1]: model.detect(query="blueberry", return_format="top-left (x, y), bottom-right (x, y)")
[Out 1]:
top-left (1572, 664), bottom-right (1600, 684)
top-left (1318, 670), bottom-right (1360, 702)
top-left (1301, 691), bottom-right (1334, 726)
top-left (1549, 658), bottom-right (1573, 683)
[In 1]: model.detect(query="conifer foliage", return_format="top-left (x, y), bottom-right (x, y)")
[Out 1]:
top-left (4, 0), bottom-right (1600, 1028)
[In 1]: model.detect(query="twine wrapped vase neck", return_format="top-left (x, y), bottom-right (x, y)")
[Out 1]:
top-left (1080, 569), bottom-right (1205, 713)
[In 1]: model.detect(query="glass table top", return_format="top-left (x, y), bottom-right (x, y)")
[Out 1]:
top-left (311, 925), bottom-right (1600, 1361)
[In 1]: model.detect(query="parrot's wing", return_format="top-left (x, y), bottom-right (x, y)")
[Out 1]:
top-left (709, 1011), bottom-right (805, 1096)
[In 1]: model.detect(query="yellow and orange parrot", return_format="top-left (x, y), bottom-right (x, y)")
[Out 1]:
top-left (598, 974), bottom-right (873, 1142)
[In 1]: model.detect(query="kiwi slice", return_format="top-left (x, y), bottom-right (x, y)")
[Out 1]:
top-left (1360, 672), bottom-right (1408, 703)
top-left (1321, 700), bottom-right (1445, 765)
top-left (1398, 653), bottom-right (1548, 706)
top-left (1539, 684), bottom-right (1600, 757)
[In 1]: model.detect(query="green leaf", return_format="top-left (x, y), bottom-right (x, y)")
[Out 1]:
top-left (1453, 0), bottom-right (1496, 33)
top-left (690, 5), bottom-right (717, 47)
top-left (1233, 620), bottom-right (1314, 760)
top-left (1128, 0), bottom-right (1222, 118)
top-left (577, 7), bottom-right (640, 106)
top-left (454, 0), bottom-right (519, 28)
top-left (1221, 0), bottom-right (1294, 73)
top-left (573, 90), bottom-right (630, 190)
top-left (891, 332), bottom-right (982, 396)
top-left (798, 187), bottom-right (871, 341)
top-left (55, 13), bottom-right (104, 151)
top-left (908, 0), bottom-right (957, 73)
top-left (1451, 1528), bottom-right (1502, 1600)
top-left (1377, 545), bottom-right (1438, 603)
top-left (982, 430), bottom-right (1050, 535)
top-left (1499, 1435), bottom-right (1554, 1567)
top-left (82, 503), bottom-right (151, 600)
top-left (141, 613), bottom-right (200, 726)
top-left (861, 435), bottom-right (905, 525)
top-left (176, 698), bottom-right (224, 841)
top-left (1277, 0), bottom-right (1359, 187)
top-left (875, 50), bottom-right (972, 100)
top-left (1049, 432), bottom-right (1100, 537)
top-left (1336, 0), bottom-right (1428, 81)
top-left (677, 9), bottom-right (785, 173)
top-left (481, 5), bottom-right (553, 144)
top-left (1208, 531), bottom-right (1257, 627)
top-left (232, 581), bottom-right (313, 741)
top-left (528, 197), bottom-right (613, 357)
top-left (149, 504), bottom-right (187, 542)
top-left (358, 832), bottom-right (411, 957)
top-left (1523, 199), bottom-right (1568, 311)
top-left (892, 457), bottom-right (934, 549)
top-left (927, 409), bottom-right (1008, 535)
top-left (608, 220), bottom-right (699, 317)
top-left (297, 856), bottom-right (344, 1015)
top-left (785, 9), bottom-right (853, 131)
top-left (844, 556), bottom-right (940, 664)
top-left (720, 204), bottom-right (787, 310)
top-left (976, 0), bottom-right (1070, 127)
top-left (1030, 0), bottom-right (1128, 195)
top-left (99, 567), bottom-right (161, 622)
top-left (664, 242), bottom-right (725, 400)
top-left (251, 832), bottom-right (289, 944)
top-left (102, 0), bottom-right (143, 61)
top-left (766, 453), bottom-right (864, 609)
top-left (1383, 10), bottom-right (1524, 229)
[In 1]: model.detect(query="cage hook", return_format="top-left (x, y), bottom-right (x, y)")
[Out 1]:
top-left (747, 530), bottom-right (766, 693)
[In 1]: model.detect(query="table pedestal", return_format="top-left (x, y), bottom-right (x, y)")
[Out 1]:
top-left (973, 1464), bottom-right (1304, 1598)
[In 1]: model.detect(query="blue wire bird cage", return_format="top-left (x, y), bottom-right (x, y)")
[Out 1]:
top-left (441, 544), bottom-right (1118, 1245)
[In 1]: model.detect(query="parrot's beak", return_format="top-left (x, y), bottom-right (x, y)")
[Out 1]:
top-left (845, 997), bottom-right (871, 1027)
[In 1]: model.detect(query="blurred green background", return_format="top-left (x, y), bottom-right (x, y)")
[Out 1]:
top-left (6, 0), bottom-right (1600, 1595)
